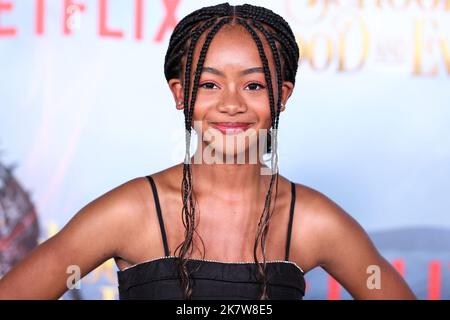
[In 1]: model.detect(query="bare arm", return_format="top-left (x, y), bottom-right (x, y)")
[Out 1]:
top-left (0, 178), bottom-right (143, 299)
top-left (311, 191), bottom-right (417, 300)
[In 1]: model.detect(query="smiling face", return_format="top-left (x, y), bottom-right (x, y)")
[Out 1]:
top-left (168, 23), bottom-right (294, 162)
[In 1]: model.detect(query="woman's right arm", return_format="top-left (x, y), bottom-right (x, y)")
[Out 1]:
top-left (0, 178), bottom-right (144, 299)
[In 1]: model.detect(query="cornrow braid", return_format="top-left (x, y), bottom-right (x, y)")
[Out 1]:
top-left (236, 17), bottom-right (276, 155)
top-left (183, 18), bottom-right (218, 131)
top-left (188, 18), bottom-right (233, 130)
top-left (178, 17), bottom-right (232, 300)
top-left (235, 5), bottom-right (299, 86)
top-left (237, 18), bottom-right (275, 128)
top-left (163, 2), bottom-right (300, 300)
top-left (238, 4), bottom-right (299, 58)
top-left (247, 22), bottom-right (284, 298)
top-left (176, 17), bottom-right (221, 300)
top-left (252, 21), bottom-right (283, 128)
top-left (238, 17), bottom-right (280, 300)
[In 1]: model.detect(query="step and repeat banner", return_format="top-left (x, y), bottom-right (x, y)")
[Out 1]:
top-left (0, 0), bottom-right (449, 299)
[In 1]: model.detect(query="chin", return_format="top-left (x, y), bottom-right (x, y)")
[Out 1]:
top-left (201, 140), bottom-right (261, 165)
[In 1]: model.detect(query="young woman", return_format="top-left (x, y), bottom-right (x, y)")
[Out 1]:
top-left (0, 3), bottom-right (416, 300)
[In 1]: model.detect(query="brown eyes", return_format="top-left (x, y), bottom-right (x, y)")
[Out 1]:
top-left (199, 82), bottom-right (266, 91)
top-left (246, 83), bottom-right (266, 91)
top-left (200, 82), bottom-right (218, 90)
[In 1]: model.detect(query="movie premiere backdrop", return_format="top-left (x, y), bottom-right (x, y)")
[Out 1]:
top-left (0, 0), bottom-right (449, 300)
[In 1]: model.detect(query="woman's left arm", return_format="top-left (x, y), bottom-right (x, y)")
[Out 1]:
top-left (312, 191), bottom-right (417, 300)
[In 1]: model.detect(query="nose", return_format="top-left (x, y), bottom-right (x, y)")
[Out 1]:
top-left (217, 86), bottom-right (247, 115)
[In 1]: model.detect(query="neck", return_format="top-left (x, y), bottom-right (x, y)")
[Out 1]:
top-left (187, 146), bottom-right (272, 203)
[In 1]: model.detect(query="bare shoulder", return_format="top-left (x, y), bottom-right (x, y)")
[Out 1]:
top-left (290, 182), bottom-right (416, 299)
top-left (292, 182), bottom-right (366, 260)
top-left (0, 175), bottom-right (151, 299)
top-left (287, 183), bottom-right (349, 273)
top-left (72, 175), bottom-right (162, 264)
top-left (296, 183), bottom-right (370, 253)
top-left (64, 176), bottom-right (153, 251)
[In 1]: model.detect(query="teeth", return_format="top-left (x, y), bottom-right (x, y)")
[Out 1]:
top-left (120, 255), bottom-right (304, 274)
top-left (216, 124), bottom-right (249, 127)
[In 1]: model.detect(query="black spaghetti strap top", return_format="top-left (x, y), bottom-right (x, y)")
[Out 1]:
top-left (117, 175), bottom-right (306, 300)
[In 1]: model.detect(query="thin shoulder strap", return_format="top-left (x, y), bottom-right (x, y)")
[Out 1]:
top-left (285, 181), bottom-right (296, 261)
top-left (146, 175), bottom-right (170, 257)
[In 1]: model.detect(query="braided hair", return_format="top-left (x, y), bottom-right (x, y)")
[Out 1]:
top-left (163, 3), bottom-right (299, 300)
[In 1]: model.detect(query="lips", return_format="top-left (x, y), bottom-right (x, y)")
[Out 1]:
top-left (210, 122), bottom-right (254, 134)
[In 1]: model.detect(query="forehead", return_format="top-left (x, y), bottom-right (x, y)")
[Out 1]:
top-left (192, 23), bottom-right (273, 70)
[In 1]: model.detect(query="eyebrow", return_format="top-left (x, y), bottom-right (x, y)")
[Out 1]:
top-left (201, 66), bottom-right (264, 77)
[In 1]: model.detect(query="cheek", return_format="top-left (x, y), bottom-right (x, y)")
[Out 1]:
top-left (189, 103), bottom-right (212, 135)
top-left (190, 100), bottom-right (211, 122)
top-left (250, 102), bottom-right (272, 128)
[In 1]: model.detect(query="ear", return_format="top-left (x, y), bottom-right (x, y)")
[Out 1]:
top-left (280, 81), bottom-right (294, 112)
top-left (168, 78), bottom-right (184, 110)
